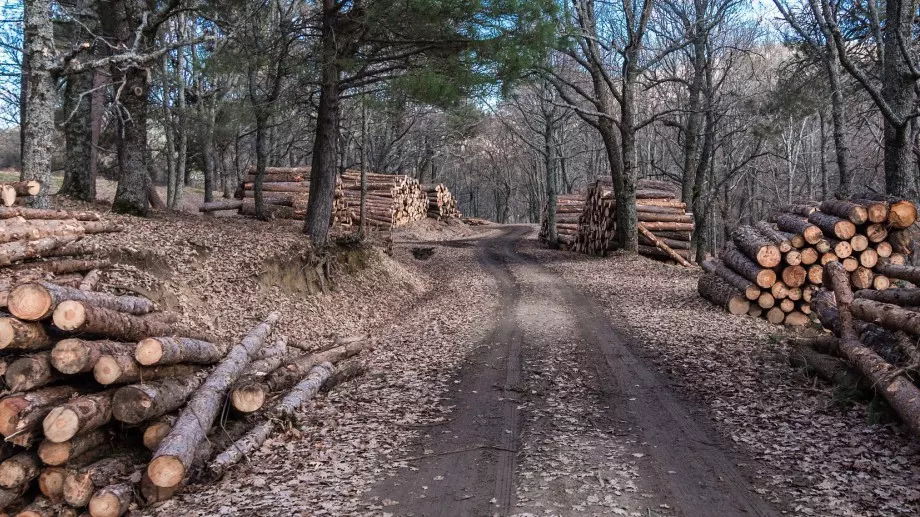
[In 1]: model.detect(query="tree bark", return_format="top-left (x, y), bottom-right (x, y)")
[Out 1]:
top-left (0, 317), bottom-right (50, 351)
top-left (730, 225), bottom-right (781, 267)
top-left (8, 282), bottom-right (154, 321)
top-left (720, 242), bottom-right (776, 288)
top-left (112, 374), bottom-right (204, 424)
top-left (21, 0), bottom-right (56, 208)
top-left (147, 312), bottom-right (280, 488)
top-left (275, 362), bottom-right (334, 418)
top-left (51, 302), bottom-right (207, 342)
top-left (266, 339), bottom-right (370, 394)
top-left (38, 428), bottom-right (108, 466)
top-left (63, 457), bottom-right (132, 508)
top-left (772, 214), bottom-right (823, 244)
top-left (135, 337), bottom-right (224, 366)
top-left (0, 235), bottom-right (82, 266)
top-left (0, 386), bottom-right (79, 441)
top-left (6, 352), bottom-right (61, 392)
top-left (61, 68), bottom-right (96, 202)
top-left (50, 339), bottom-right (135, 375)
top-left (42, 390), bottom-right (115, 443)
top-left (702, 258), bottom-right (761, 301)
top-left (0, 452), bottom-right (41, 489)
top-left (93, 354), bottom-right (200, 386)
top-left (88, 482), bottom-right (132, 517)
top-left (698, 273), bottom-right (750, 315)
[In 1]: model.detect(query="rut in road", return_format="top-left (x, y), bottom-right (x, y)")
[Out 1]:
top-left (371, 227), bottom-right (778, 517)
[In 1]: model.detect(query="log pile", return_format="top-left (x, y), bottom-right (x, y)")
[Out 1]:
top-left (339, 170), bottom-right (428, 230)
top-left (0, 205), bottom-right (123, 309)
top-left (422, 184), bottom-right (461, 220)
top-left (0, 182), bottom-right (40, 208)
top-left (699, 194), bottom-right (918, 326)
top-left (538, 194), bottom-right (586, 250)
top-left (570, 178), bottom-right (693, 264)
top-left (789, 261), bottom-right (920, 438)
top-left (200, 166), bottom-right (351, 225)
top-left (0, 282), bottom-right (372, 515)
top-left (202, 167), bottom-right (443, 231)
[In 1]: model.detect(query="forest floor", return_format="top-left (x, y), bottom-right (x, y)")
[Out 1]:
top-left (12, 197), bottom-right (920, 516)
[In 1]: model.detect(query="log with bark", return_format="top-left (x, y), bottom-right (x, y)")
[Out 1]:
top-left (147, 312), bottom-right (280, 488)
top-left (824, 261), bottom-right (920, 436)
top-left (49, 340), bottom-right (135, 375)
top-left (134, 337), bottom-right (224, 366)
top-left (8, 283), bottom-right (154, 322)
top-left (697, 273), bottom-right (750, 315)
top-left (111, 375), bottom-right (204, 425)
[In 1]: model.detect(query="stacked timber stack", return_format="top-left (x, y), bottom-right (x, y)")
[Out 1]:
top-left (574, 179), bottom-right (693, 265)
top-left (698, 193), bottom-right (918, 326)
top-left (0, 182), bottom-right (40, 208)
top-left (339, 170), bottom-right (428, 230)
top-left (0, 206), bottom-right (124, 308)
top-left (538, 194), bottom-right (586, 250)
top-left (0, 281), bottom-right (371, 515)
top-left (199, 166), bottom-right (350, 226)
top-left (422, 184), bottom-right (461, 220)
top-left (791, 261), bottom-right (920, 439)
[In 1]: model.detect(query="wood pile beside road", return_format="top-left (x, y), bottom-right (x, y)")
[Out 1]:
top-left (699, 194), bottom-right (918, 326)
top-left (538, 193), bottom-right (585, 250)
top-left (0, 285), bottom-right (371, 515)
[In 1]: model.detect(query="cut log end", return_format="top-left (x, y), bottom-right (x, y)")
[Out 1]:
top-left (51, 300), bottom-right (86, 331)
top-left (135, 338), bottom-right (163, 366)
top-left (757, 246), bottom-right (782, 268)
top-left (7, 284), bottom-right (53, 322)
top-left (88, 483), bottom-right (132, 517)
top-left (143, 422), bottom-right (172, 451)
top-left (42, 407), bottom-right (79, 444)
top-left (37, 441), bottom-right (70, 466)
top-left (230, 385), bottom-right (266, 414)
top-left (756, 270), bottom-right (776, 289)
top-left (50, 339), bottom-right (88, 374)
top-left (92, 356), bottom-right (122, 386)
top-left (147, 455), bottom-right (185, 488)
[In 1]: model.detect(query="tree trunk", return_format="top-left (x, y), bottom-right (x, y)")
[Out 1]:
top-left (207, 420), bottom-right (274, 481)
top-left (875, 263), bottom-right (920, 284)
top-left (230, 339), bottom-right (288, 413)
top-left (135, 337), bottom-right (224, 366)
top-left (108, 1), bottom-right (150, 216)
top-left (266, 338), bottom-right (370, 394)
top-left (730, 226), bottom-right (781, 267)
top-left (21, 0), bottom-right (56, 208)
top-left (112, 374), bottom-right (204, 424)
top-left (51, 302), bottom-right (204, 342)
top-left (147, 312), bottom-right (280, 488)
top-left (772, 214), bottom-right (823, 244)
top-left (61, 69), bottom-right (96, 202)
top-left (303, 0), bottom-right (342, 247)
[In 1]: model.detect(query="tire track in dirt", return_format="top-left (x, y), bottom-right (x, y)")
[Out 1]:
top-left (372, 226), bottom-right (779, 517)
top-left (370, 227), bottom-right (526, 516)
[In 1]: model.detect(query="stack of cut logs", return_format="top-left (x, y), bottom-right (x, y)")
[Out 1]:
top-left (200, 167), bottom-right (351, 225)
top-left (0, 182), bottom-right (40, 208)
top-left (569, 178), bottom-right (693, 264)
top-left (538, 194), bottom-right (586, 250)
top-left (0, 280), bottom-right (371, 515)
top-left (339, 170), bottom-right (428, 230)
top-left (0, 206), bottom-right (124, 309)
top-left (201, 167), bottom-right (450, 231)
top-left (792, 260), bottom-right (920, 439)
top-left (698, 193), bottom-right (918, 326)
top-left (422, 184), bottom-right (461, 220)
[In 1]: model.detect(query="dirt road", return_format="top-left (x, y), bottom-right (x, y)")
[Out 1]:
top-left (373, 227), bottom-right (778, 517)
